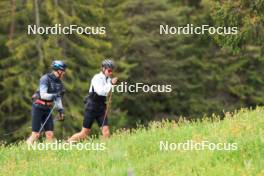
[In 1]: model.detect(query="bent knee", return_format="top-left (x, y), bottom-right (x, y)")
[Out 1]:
top-left (32, 132), bottom-right (40, 139)
top-left (102, 127), bottom-right (110, 136)
top-left (80, 128), bottom-right (90, 137)
top-left (45, 131), bottom-right (54, 139)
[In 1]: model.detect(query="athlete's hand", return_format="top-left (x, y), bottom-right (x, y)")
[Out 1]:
top-left (57, 112), bottom-right (65, 121)
top-left (111, 77), bottom-right (118, 85)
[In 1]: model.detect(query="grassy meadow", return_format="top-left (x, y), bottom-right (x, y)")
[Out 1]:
top-left (0, 108), bottom-right (264, 176)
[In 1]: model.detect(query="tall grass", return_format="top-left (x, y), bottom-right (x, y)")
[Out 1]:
top-left (0, 108), bottom-right (264, 176)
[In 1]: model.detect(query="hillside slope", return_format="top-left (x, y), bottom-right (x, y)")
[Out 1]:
top-left (0, 108), bottom-right (264, 176)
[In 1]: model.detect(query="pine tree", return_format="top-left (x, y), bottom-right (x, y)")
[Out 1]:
top-left (0, 0), bottom-right (124, 141)
top-left (106, 0), bottom-right (264, 124)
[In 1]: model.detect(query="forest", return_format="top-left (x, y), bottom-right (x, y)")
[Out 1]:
top-left (0, 0), bottom-right (263, 142)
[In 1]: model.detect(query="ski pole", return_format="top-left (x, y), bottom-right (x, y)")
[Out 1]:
top-left (101, 89), bottom-right (113, 128)
top-left (38, 104), bottom-right (56, 133)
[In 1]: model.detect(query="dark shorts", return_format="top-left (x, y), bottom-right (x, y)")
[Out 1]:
top-left (32, 104), bottom-right (54, 132)
top-left (83, 98), bottom-right (108, 129)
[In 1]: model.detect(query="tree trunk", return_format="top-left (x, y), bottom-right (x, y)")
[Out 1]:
top-left (9, 0), bottom-right (16, 42)
top-left (34, 0), bottom-right (43, 60)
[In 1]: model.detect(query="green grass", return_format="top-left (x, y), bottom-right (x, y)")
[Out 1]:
top-left (1, 108), bottom-right (264, 176)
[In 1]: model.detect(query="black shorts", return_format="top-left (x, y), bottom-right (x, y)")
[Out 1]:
top-left (83, 98), bottom-right (108, 129)
top-left (31, 104), bottom-right (54, 132)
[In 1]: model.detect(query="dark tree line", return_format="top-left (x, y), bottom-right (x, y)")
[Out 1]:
top-left (0, 0), bottom-right (263, 142)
